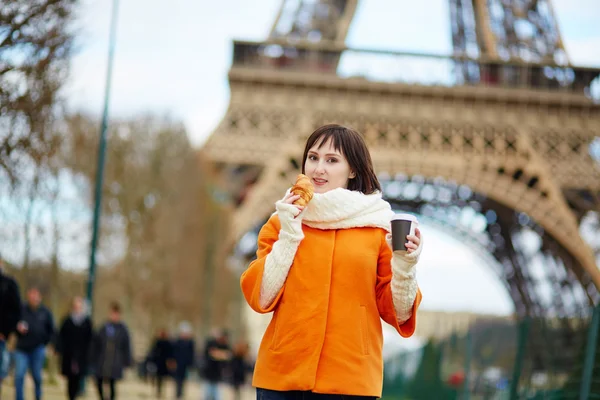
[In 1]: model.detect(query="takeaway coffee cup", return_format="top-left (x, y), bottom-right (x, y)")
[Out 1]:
top-left (391, 214), bottom-right (419, 252)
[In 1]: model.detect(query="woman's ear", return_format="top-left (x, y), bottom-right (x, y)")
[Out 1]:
top-left (349, 171), bottom-right (356, 179)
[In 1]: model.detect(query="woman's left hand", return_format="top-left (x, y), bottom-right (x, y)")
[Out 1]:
top-left (405, 227), bottom-right (421, 254)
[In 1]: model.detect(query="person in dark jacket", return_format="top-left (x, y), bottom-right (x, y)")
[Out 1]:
top-left (14, 287), bottom-right (55, 400)
top-left (146, 328), bottom-right (172, 398)
top-left (56, 296), bottom-right (93, 400)
top-left (229, 340), bottom-right (253, 400)
top-left (92, 302), bottom-right (132, 400)
top-left (171, 322), bottom-right (195, 400)
top-left (202, 328), bottom-right (231, 400)
top-left (0, 256), bottom-right (21, 398)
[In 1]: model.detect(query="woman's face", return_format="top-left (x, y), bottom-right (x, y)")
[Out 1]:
top-left (304, 138), bottom-right (355, 194)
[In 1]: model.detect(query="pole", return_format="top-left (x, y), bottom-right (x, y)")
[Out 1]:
top-left (580, 305), bottom-right (600, 400)
top-left (86, 0), bottom-right (120, 316)
top-left (463, 330), bottom-right (472, 400)
top-left (509, 317), bottom-right (530, 400)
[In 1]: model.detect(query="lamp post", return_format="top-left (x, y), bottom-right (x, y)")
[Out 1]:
top-left (86, 0), bottom-right (120, 316)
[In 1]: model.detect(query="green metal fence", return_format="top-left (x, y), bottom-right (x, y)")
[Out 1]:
top-left (382, 305), bottom-right (600, 400)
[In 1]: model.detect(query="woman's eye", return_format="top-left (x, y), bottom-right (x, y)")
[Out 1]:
top-left (308, 155), bottom-right (317, 161)
top-left (327, 158), bottom-right (338, 163)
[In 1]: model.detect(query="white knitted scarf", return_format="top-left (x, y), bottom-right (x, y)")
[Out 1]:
top-left (299, 187), bottom-right (395, 232)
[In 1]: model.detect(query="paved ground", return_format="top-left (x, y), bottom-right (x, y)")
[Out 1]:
top-left (0, 374), bottom-right (256, 400)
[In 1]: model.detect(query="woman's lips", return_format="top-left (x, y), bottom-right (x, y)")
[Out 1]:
top-left (313, 178), bottom-right (327, 186)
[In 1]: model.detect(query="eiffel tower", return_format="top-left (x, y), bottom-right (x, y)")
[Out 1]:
top-left (203, 0), bottom-right (600, 383)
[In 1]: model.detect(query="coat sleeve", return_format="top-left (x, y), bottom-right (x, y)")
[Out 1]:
top-left (240, 215), bottom-right (289, 314)
top-left (85, 319), bottom-right (93, 351)
top-left (45, 308), bottom-right (56, 346)
top-left (123, 325), bottom-right (133, 367)
top-left (55, 317), bottom-right (67, 354)
top-left (375, 232), bottom-right (422, 338)
top-left (90, 326), bottom-right (103, 367)
top-left (5, 278), bottom-right (21, 333)
top-left (189, 341), bottom-right (195, 368)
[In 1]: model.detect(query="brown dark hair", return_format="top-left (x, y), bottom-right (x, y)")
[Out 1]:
top-left (301, 124), bottom-right (381, 194)
top-left (109, 302), bottom-right (121, 314)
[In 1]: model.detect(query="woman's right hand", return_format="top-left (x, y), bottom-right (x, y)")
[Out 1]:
top-left (275, 190), bottom-right (305, 241)
top-left (282, 191), bottom-right (304, 213)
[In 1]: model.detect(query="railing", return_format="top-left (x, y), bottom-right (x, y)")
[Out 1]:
top-left (381, 304), bottom-right (600, 399)
top-left (231, 40), bottom-right (600, 100)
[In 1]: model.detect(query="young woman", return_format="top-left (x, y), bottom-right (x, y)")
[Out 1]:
top-left (241, 124), bottom-right (423, 399)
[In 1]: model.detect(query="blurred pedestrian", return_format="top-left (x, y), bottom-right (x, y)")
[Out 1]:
top-left (0, 256), bottom-right (21, 400)
top-left (92, 302), bottom-right (132, 400)
top-left (56, 296), bottom-right (93, 400)
top-left (14, 287), bottom-right (55, 400)
top-left (171, 322), bottom-right (195, 399)
top-left (229, 340), bottom-right (252, 400)
top-left (202, 328), bottom-right (231, 400)
top-left (147, 328), bottom-right (172, 398)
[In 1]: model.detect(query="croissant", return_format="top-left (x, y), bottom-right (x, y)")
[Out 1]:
top-left (291, 174), bottom-right (314, 207)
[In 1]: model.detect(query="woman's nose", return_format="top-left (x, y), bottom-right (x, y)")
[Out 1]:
top-left (314, 161), bottom-right (325, 174)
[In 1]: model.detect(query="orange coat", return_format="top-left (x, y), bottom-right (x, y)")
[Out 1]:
top-left (240, 215), bottom-right (422, 397)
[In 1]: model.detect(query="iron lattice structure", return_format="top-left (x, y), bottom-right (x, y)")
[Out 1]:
top-left (203, 0), bottom-right (600, 384)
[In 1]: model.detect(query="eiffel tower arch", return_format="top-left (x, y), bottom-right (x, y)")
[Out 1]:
top-left (203, 0), bottom-right (600, 379)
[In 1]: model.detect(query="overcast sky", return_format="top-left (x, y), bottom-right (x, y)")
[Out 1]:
top-left (62, 0), bottom-right (600, 315)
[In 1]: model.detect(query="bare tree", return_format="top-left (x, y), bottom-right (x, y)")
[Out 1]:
top-left (6, 115), bottom-right (65, 288)
top-left (64, 113), bottom-right (232, 340)
top-left (0, 0), bottom-right (76, 185)
top-left (1, 108), bottom-right (234, 355)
